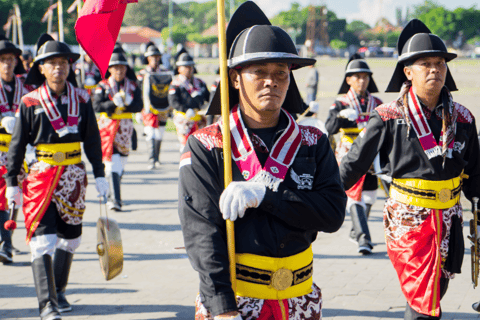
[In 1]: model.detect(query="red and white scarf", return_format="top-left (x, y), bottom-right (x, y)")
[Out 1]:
top-left (345, 87), bottom-right (377, 123)
top-left (229, 105), bottom-right (302, 192)
top-left (107, 76), bottom-right (135, 102)
top-left (0, 77), bottom-right (23, 115)
top-left (405, 86), bottom-right (455, 160)
top-left (39, 82), bottom-right (79, 138)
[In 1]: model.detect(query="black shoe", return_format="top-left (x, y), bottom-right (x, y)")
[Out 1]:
top-left (358, 239), bottom-right (373, 255)
top-left (40, 301), bottom-right (62, 320)
top-left (0, 248), bottom-right (12, 264)
top-left (57, 291), bottom-right (72, 313)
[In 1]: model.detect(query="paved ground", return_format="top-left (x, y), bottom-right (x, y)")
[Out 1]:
top-left (2, 57), bottom-right (480, 319)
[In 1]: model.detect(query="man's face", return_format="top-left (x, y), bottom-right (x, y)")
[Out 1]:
top-left (404, 56), bottom-right (447, 95)
top-left (147, 55), bottom-right (161, 69)
top-left (229, 62), bottom-right (290, 114)
top-left (178, 65), bottom-right (194, 79)
top-left (39, 56), bottom-right (70, 85)
top-left (20, 55), bottom-right (32, 71)
top-left (108, 64), bottom-right (127, 82)
top-left (346, 72), bottom-right (370, 95)
top-left (0, 53), bottom-right (17, 80)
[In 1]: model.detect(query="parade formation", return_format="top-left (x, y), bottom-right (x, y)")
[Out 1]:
top-left (1, 0), bottom-right (480, 320)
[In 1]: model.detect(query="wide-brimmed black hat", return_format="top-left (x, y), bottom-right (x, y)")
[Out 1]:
top-left (385, 19), bottom-right (457, 92)
top-left (0, 39), bottom-right (26, 75)
top-left (141, 42), bottom-right (162, 65)
top-left (173, 48), bottom-right (197, 75)
top-left (338, 53), bottom-right (378, 94)
top-left (25, 34), bottom-right (79, 86)
top-left (105, 50), bottom-right (137, 81)
top-left (207, 1), bottom-right (315, 115)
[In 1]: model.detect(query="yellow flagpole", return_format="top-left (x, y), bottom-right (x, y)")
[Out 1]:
top-left (216, 0), bottom-right (236, 292)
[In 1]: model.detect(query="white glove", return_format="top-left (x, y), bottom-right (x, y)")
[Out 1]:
top-left (112, 92), bottom-right (125, 108)
top-left (338, 109), bottom-right (358, 122)
top-left (6, 186), bottom-right (21, 207)
top-left (191, 90), bottom-right (201, 98)
top-left (185, 108), bottom-right (196, 120)
top-left (124, 93), bottom-right (133, 106)
top-left (95, 177), bottom-right (109, 199)
top-left (85, 77), bottom-right (96, 87)
top-left (219, 182), bottom-right (266, 221)
top-left (1, 116), bottom-right (16, 134)
top-left (308, 101), bottom-right (320, 114)
top-left (135, 112), bottom-right (143, 124)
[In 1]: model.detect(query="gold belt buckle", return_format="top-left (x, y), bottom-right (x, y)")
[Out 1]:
top-left (52, 151), bottom-right (66, 163)
top-left (438, 188), bottom-right (452, 203)
top-left (271, 268), bottom-right (293, 291)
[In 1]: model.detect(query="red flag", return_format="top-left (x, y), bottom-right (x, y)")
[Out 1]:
top-left (75, 0), bottom-right (137, 78)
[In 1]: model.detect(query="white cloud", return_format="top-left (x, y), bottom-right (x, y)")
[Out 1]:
top-left (344, 0), bottom-right (396, 26)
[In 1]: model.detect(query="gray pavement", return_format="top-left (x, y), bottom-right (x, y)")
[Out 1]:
top-left (1, 126), bottom-right (479, 320)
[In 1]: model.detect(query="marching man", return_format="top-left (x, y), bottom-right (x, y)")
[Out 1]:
top-left (93, 47), bottom-right (142, 211)
top-left (340, 20), bottom-right (480, 319)
top-left (325, 54), bottom-right (383, 255)
top-left (6, 38), bottom-right (108, 319)
top-left (178, 2), bottom-right (346, 319)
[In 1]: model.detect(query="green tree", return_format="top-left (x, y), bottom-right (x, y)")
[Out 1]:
top-left (418, 7), bottom-right (456, 42)
top-left (346, 20), bottom-right (371, 35)
top-left (452, 7), bottom-right (480, 41)
top-left (124, 0), bottom-right (179, 33)
top-left (409, 0), bottom-right (441, 19)
top-left (330, 39), bottom-right (347, 49)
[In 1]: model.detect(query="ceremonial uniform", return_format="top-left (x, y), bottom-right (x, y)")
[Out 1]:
top-left (179, 3), bottom-right (346, 319)
top-left (137, 42), bottom-right (172, 168)
top-left (75, 60), bottom-right (101, 94)
top-left (6, 37), bottom-right (107, 320)
top-left (0, 39), bottom-right (29, 263)
top-left (92, 50), bottom-right (142, 211)
top-left (340, 20), bottom-right (480, 319)
top-left (168, 51), bottom-right (209, 151)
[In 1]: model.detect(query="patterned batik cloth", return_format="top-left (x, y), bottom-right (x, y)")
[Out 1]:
top-left (98, 117), bottom-right (134, 158)
top-left (383, 197), bottom-right (463, 279)
top-left (194, 284), bottom-right (322, 320)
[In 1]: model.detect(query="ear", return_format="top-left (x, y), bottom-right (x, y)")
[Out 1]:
top-left (404, 66), bottom-right (413, 81)
top-left (229, 68), bottom-right (240, 89)
top-left (39, 64), bottom-right (45, 76)
top-left (345, 75), bottom-right (352, 87)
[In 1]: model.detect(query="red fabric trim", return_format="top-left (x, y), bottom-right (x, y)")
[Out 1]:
top-left (387, 210), bottom-right (442, 316)
top-left (0, 166), bottom-right (7, 211)
top-left (345, 175), bottom-right (365, 201)
top-left (257, 299), bottom-right (289, 320)
top-left (142, 111), bottom-right (159, 128)
top-left (99, 118), bottom-right (119, 162)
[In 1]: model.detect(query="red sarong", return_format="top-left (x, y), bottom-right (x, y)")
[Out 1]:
top-left (98, 118), bottom-right (120, 161)
top-left (142, 111), bottom-right (158, 128)
top-left (345, 175), bottom-right (365, 201)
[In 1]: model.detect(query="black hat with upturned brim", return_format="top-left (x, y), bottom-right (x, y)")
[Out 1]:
top-left (142, 42), bottom-right (162, 64)
top-left (338, 53), bottom-right (378, 94)
top-left (25, 34), bottom-right (79, 87)
top-left (207, 1), bottom-right (315, 115)
top-left (105, 51), bottom-right (137, 81)
top-left (173, 49), bottom-right (197, 75)
top-left (385, 19), bottom-right (457, 92)
top-left (0, 40), bottom-right (26, 75)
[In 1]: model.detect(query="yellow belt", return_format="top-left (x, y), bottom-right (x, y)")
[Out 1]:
top-left (339, 127), bottom-right (363, 144)
top-left (390, 177), bottom-right (461, 209)
top-left (172, 109), bottom-right (203, 122)
top-left (100, 112), bottom-right (133, 120)
top-left (149, 106), bottom-right (171, 115)
top-left (235, 246), bottom-right (313, 300)
top-left (35, 142), bottom-right (81, 166)
top-left (0, 133), bottom-right (11, 153)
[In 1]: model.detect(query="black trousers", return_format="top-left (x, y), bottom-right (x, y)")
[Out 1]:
top-left (34, 202), bottom-right (82, 239)
top-left (404, 278), bottom-right (449, 320)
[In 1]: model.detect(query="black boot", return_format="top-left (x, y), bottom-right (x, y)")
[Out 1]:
top-left (32, 254), bottom-right (61, 320)
top-left (54, 249), bottom-right (73, 313)
top-left (350, 204), bottom-right (372, 255)
top-left (0, 210), bottom-right (12, 264)
top-left (147, 139), bottom-right (155, 170)
top-left (107, 173), bottom-right (122, 211)
top-left (154, 140), bottom-right (162, 167)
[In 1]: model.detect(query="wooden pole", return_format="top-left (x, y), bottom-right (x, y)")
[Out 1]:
top-left (14, 4), bottom-right (24, 50)
top-left (216, 0), bottom-right (236, 293)
top-left (47, 10), bottom-right (53, 34)
top-left (58, 0), bottom-right (64, 42)
top-left (12, 15), bottom-right (17, 45)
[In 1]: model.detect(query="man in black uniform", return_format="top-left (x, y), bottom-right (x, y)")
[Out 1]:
top-left (6, 38), bottom-right (108, 320)
top-left (178, 2), bottom-right (346, 319)
top-left (92, 48), bottom-right (142, 211)
top-left (340, 20), bottom-right (480, 319)
top-left (325, 54), bottom-right (383, 254)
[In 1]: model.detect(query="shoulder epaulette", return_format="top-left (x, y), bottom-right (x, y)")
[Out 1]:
top-left (454, 102), bottom-right (474, 124)
top-left (192, 123), bottom-right (223, 151)
top-left (22, 89), bottom-right (41, 107)
top-left (299, 125), bottom-right (323, 146)
top-left (74, 87), bottom-right (91, 103)
top-left (375, 100), bottom-right (403, 121)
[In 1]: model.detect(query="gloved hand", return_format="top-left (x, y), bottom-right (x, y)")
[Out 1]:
top-left (124, 93), bottom-right (133, 106)
top-left (135, 112), bottom-right (143, 124)
top-left (191, 90), bottom-right (201, 98)
top-left (95, 177), bottom-right (109, 199)
top-left (6, 186), bottom-right (21, 207)
top-left (1, 116), bottom-right (16, 134)
top-left (85, 77), bottom-right (96, 87)
top-left (219, 181), bottom-right (266, 221)
top-left (112, 92), bottom-right (125, 108)
top-left (308, 101), bottom-right (320, 114)
top-left (185, 108), bottom-right (196, 120)
top-left (338, 109), bottom-right (358, 122)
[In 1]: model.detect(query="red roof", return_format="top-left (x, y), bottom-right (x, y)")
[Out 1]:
top-left (119, 33), bottom-right (151, 44)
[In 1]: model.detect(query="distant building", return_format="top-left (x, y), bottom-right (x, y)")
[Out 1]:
top-left (118, 26), bottom-right (163, 54)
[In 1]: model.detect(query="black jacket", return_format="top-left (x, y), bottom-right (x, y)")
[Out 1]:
top-left (178, 112), bottom-right (346, 317)
top-left (168, 75), bottom-right (209, 113)
top-left (92, 78), bottom-right (143, 116)
top-left (6, 83), bottom-right (105, 187)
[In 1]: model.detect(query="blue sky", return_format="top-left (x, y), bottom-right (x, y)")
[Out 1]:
top-left (178, 0), bottom-right (479, 26)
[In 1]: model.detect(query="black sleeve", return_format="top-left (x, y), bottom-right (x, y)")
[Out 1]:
top-left (92, 85), bottom-right (116, 115)
top-left (461, 118), bottom-right (480, 204)
top-left (324, 101), bottom-right (354, 136)
top-left (168, 85), bottom-right (188, 112)
top-left (195, 81), bottom-right (210, 108)
top-left (258, 133), bottom-right (346, 232)
top-left (124, 85), bottom-right (143, 113)
top-left (81, 100), bottom-right (105, 178)
top-left (340, 110), bottom-right (386, 190)
top-left (6, 102), bottom-right (30, 187)
top-left (178, 137), bottom-right (236, 317)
